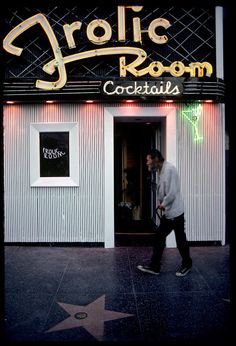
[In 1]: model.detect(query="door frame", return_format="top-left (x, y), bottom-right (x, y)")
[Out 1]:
top-left (104, 106), bottom-right (177, 248)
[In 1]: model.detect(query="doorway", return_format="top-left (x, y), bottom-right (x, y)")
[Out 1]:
top-left (104, 106), bottom-right (177, 248)
top-left (114, 117), bottom-right (164, 246)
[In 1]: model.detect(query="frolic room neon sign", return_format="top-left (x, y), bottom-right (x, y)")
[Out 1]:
top-left (3, 6), bottom-right (213, 90)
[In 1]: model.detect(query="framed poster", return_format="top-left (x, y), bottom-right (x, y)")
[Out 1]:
top-left (39, 132), bottom-right (70, 177)
top-left (30, 122), bottom-right (79, 187)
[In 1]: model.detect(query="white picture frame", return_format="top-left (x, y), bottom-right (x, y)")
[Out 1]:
top-left (30, 122), bottom-right (79, 187)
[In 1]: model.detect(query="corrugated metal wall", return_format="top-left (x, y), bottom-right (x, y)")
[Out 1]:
top-left (4, 102), bottom-right (225, 244)
top-left (4, 103), bottom-right (104, 242)
top-left (177, 103), bottom-right (225, 243)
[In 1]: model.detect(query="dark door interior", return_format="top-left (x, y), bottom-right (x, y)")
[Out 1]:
top-left (114, 118), bottom-right (162, 246)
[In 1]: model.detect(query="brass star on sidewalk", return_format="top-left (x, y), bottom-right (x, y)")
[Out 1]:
top-left (45, 295), bottom-right (134, 340)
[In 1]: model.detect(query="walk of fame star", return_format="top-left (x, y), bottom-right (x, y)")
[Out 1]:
top-left (45, 295), bottom-right (134, 340)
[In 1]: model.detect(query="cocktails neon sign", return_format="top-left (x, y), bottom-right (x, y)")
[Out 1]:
top-left (3, 6), bottom-right (213, 90)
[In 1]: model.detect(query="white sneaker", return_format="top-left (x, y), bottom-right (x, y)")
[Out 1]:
top-left (137, 265), bottom-right (160, 275)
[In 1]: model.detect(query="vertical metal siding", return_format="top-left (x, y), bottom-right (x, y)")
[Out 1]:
top-left (4, 102), bottom-right (225, 244)
top-left (4, 103), bottom-right (104, 242)
top-left (177, 103), bottom-right (225, 243)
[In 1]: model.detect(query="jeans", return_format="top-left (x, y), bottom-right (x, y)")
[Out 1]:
top-left (151, 213), bottom-right (192, 270)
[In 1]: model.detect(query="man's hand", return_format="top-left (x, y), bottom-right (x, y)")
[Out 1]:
top-left (158, 204), bottom-right (165, 211)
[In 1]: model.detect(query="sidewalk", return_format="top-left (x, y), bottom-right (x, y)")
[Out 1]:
top-left (4, 245), bottom-right (231, 343)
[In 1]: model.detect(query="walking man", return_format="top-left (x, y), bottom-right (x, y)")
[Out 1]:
top-left (137, 149), bottom-right (192, 276)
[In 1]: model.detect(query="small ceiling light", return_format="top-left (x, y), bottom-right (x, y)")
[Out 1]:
top-left (165, 100), bottom-right (174, 103)
top-left (6, 101), bottom-right (15, 104)
top-left (204, 100), bottom-right (213, 103)
top-left (45, 100), bottom-right (54, 103)
top-left (125, 100), bottom-right (135, 103)
top-left (86, 100), bottom-right (94, 103)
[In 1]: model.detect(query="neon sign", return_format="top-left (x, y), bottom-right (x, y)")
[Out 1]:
top-left (181, 104), bottom-right (203, 142)
top-left (102, 80), bottom-right (182, 96)
top-left (3, 6), bottom-right (213, 91)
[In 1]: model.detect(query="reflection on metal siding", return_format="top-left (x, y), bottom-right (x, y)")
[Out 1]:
top-left (4, 103), bottom-right (104, 242)
top-left (177, 103), bottom-right (225, 243)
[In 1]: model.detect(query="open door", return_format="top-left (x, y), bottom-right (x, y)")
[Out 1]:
top-left (114, 118), bottom-right (164, 246)
top-left (150, 126), bottom-right (163, 228)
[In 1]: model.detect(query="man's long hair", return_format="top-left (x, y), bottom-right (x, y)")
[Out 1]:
top-left (148, 149), bottom-right (165, 162)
